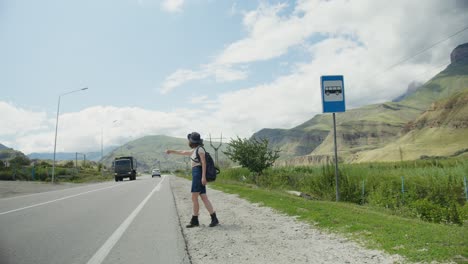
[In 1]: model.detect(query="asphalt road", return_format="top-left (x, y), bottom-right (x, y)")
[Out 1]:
top-left (0, 175), bottom-right (190, 264)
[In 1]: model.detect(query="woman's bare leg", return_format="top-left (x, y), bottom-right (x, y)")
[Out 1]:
top-left (200, 194), bottom-right (214, 214)
top-left (192, 192), bottom-right (200, 216)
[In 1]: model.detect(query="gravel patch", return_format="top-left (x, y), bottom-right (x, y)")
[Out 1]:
top-left (170, 176), bottom-right (405, 264)
top-left (0, 180), bottom-right (88, 199)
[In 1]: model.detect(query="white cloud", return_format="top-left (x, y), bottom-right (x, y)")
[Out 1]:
top-left (161, 69), bottom-right (209, 94)
top-left (160, 2), bottom-right (307, 92)
top-left (161, 0), bottom-right (468, 136)
top-left (161, 0), bottom-right (184, 13)
top-left (0, 104), bottom-right (205, 154)
top-left (216, 3), bottom-right (308, 64)
top-left (3, 0), bottom-right (468, 154)
top-left (161, 0), bottom-right (467, 94)
top-left (160, 64), bottom-right (247, 94)
top-left (0, 102), bottom-right (48, 137)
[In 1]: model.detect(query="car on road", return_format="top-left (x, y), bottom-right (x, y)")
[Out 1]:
top-left (152, 169), bottom-right (161, 177)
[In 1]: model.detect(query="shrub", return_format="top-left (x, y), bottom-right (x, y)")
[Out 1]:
top-left (224, 137), bottom-right (280, 177)
top-left (216, 158), bottom-right (468, 225)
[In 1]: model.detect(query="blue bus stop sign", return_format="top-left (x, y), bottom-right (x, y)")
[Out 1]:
top-left (321, 75), bottom-right (346, 113)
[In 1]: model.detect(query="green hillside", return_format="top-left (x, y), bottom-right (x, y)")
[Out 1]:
top-left (101, 135), bottom-right (228, 172)
top-left (356, 89), bottom-right (468, 162)
top-left (401, 62), bottom-right (468, 109)
top-left (0, 144), bottom-right (27, 161)
top-left (255, 50), bottom-right (468, 165)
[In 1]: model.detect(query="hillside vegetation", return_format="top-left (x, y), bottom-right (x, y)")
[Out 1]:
top-left (357, 89), bottom-right (468, 162)
top-left (257, 56), bottom-right (468, 165)
top-left (101, 61), bottom-right (468, 169)
top-left (0, 145), bottom-right (27, 162)
top-left (101, 135), bottom-right (229, 172)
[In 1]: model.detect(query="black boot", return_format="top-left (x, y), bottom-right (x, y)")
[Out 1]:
top-left (209, 212), bottom-right (219, 227)
top-left (186, 215), bottom-right (199, 228)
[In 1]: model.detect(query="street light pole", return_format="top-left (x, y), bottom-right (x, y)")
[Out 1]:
top-left (101, 127), bottom-right (103, 160)
top-left (52, 87), bottom-right (88, 183)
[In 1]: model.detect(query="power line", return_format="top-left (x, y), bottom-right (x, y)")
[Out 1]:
top-left (413, 52), bottom-right (468, 80)
top-left (413, 61), bottom-right (451, 80)
top-left (374, 25), bottom-right (468, 77)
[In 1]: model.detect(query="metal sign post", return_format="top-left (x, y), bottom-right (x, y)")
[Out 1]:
top-left (321, 75), bottom-right (346, 202)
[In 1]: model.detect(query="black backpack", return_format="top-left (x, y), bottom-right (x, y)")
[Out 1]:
top-left (194, 146), bottom-right (220, 182)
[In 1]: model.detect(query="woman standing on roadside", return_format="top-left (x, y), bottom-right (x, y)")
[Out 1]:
top-left (166, 132), bottom-right (219, 228)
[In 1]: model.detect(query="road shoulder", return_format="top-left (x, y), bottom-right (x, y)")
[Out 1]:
top-left (170, 176), bottom-right (405, 264)
top-left (0, 180), bottom-right (88, 199)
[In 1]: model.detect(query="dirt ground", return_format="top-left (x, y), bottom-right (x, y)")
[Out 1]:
top-left (170, 176), bottom-right (406, 264)
top-left (0, 180), bottom-right (87, 199)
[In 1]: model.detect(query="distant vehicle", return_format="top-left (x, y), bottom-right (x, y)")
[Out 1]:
top-left (113, 156), bottom-right (137, 181)
top-left (151, 169), bottom-right (161, 177)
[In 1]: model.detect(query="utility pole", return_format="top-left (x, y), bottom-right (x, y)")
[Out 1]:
top-left (76, 152), bottom-right (86, 167)
top-left (209, 133), bottom-right (223, 166)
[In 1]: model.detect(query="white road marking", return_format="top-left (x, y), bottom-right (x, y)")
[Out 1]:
top-left (86, 176), bottom-right (166, 264)
top-left (0, 183), bottom-right (127, 216)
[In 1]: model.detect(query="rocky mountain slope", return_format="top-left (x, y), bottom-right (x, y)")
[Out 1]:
top-left (355, 89), bottom-right (468, 162)
top-left (256, 43), bottom-right (468, 165)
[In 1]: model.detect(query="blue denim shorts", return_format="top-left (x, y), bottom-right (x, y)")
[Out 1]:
top-left (191, 166), bottom-right (206, 194)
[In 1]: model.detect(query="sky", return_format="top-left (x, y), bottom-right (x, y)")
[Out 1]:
top-left (1, 0), bottom-right (468, 154)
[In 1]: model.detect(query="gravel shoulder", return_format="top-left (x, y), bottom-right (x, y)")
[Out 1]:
top-left (170, 176), bottom-right (405, 264)
top-left (0, 180), bottom-right (89, 199)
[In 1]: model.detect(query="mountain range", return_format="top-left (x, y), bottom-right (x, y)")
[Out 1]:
top-left (0, 143), bottom-right (9, 151)
top-left (100, 135), bottom-right (228, 172)
top-left (2, 43), bottom-right (467, 170)
top-left (254, 43), bottom-right (468, 165)
top-left (103, 44), bottom-right (467, 170)
top-left (27, 146), bottom-right (117, 162)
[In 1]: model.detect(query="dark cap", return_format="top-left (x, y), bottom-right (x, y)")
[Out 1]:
top-left (187, 132), bottom-right (203, 144)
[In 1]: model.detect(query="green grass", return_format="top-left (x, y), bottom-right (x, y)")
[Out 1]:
top-left (209, 181), bottom-right (468, 263)
top-left (218, 160), bottom-right (468, 224)
top-left (189, 158), bottom-right (468, 262)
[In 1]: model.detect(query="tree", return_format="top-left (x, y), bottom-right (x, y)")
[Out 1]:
top-left (64, 161), bottom-right (75, 168)
top-left (223, 137), bottom-right (280, 176)
top-left (10, 155), bottom-right (31, 166)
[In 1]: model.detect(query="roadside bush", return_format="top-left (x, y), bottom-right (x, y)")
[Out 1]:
top-left (218, 167), bottom-right (251, 183)
top-left (64, 161), bottom-right (75, 168)
top-left (410, 199), bottom-right (462, 224)
top-left (216, 158), bottom-right (468, 225)
top-left (0, 170), bottom-right (13, 180)
top-left (367, 178), bottom-right (403, 209)
top-left (224, 137), bottom-right (280, 177)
